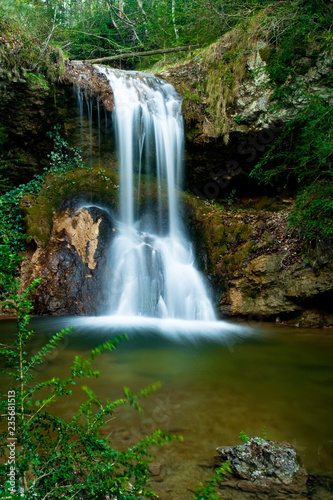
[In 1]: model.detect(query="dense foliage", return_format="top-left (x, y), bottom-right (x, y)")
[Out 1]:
top-left (0, 0), bottom-right (289, 64)
top-left (249, 0), bottom-right (333, 241)
top-left (265, 0), bottom-right (333, 85)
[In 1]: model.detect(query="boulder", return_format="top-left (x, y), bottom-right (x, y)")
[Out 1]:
top-left (216, 437), bottom-right (308, 498)
top-left (20, 206), bottom-right (115, 315)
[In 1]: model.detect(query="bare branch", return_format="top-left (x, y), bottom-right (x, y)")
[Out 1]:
top-left (86, 44), bottom-right (200, 63)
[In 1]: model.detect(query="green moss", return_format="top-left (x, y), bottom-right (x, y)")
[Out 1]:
top-left (258, 47), bottom-right (271, 63)
top-left (20, 194), bottom-right (53, 247)
top-left (224, 220), bottom-right (252, 242)
top-left (0, 15), bottom-right (66, 85)
top-left (220, 240), bottom-right (255, 274)
top-left (201, 12), bottom-right (266, 143)
top-left (20, 167), bottom-right (119, 248)
top-left (185, 126), bottom-right (201, 140)
top-left (41, 167), bottom-right (119, 209)
top-left (185, 193), bottom-right (258, 274)
top-left (239, 281), bottom-right (261, 300)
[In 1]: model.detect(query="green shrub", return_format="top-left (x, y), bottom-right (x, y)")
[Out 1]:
top-left (193, 461), bottom-right (231, 500)
top-left (251, 97), bottom-right (333, 187)
top-left (0, 127), bottom-right (86, 256)
top-left (289, 181), bottom-right (333, 240)
top-left (265, 0), bottom-right (333, 85)
top-left (0, 279), bottom-right (180, 499)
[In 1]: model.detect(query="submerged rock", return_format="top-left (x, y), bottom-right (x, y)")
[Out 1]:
top-left (216, 437), bottom-right (308, 498)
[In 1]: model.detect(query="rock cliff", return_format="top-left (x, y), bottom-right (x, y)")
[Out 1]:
top-left (186, 196), bottom-right (333, 327)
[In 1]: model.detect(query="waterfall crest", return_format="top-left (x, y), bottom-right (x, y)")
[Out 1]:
top-left (97, 67), bottom-right (215, 320)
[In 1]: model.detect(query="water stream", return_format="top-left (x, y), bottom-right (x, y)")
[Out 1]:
top-left (96, 68), bottom-right (216, 320)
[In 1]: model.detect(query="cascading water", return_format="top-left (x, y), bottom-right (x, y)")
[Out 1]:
top-left (97, 67), bottom-right (216, 321)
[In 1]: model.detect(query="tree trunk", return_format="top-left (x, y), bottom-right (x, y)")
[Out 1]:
top-left (172, 0), bottom-right (179, 39)
top-left (86, 44), bottom-right (200, 63)
top-left (119, 0), bottom-right (124, 17)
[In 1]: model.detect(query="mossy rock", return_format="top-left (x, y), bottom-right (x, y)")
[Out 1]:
top-left (20, 194), bottom-right (53, 247)
top-left (20, 167), bottom-right (119, 248)
top-left (40, 167), bottom-right (119, 209)
top-left (219, 240), bottom-right (255, 274)
top-left (259, 47), bottom-right (271, 63)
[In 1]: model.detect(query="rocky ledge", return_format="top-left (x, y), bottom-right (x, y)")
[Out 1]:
top-left (62, 60), bottom-right (114, 112)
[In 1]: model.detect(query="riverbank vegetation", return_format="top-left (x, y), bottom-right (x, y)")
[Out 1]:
top-left (0, 264), bottom-right (180, 498)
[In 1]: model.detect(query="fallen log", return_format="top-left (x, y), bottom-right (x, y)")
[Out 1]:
top-left (85, 44), bottom-right (200, 64)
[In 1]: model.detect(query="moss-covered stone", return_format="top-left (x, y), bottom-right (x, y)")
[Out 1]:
top-left (19, 166), bottom-right (119, 250)
top-left (20, 194), bottom-right (54, 247)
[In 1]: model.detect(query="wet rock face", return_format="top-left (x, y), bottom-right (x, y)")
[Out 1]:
top-left (0, 59), bottom-right (114, 186)
top-left (21, 206), bottom-right (114, 315)
top-left (0, 80), bottom-right (76, 184)
top-left (63, 60), bottom-right (114, 112)
top-left (216, 437), bottom-right (308, 497)
top-left (160, 43), bottom-right (333, 145)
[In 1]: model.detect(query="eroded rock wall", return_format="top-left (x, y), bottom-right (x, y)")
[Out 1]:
top-left (159, 39), bottom-right (333, 145)
top-left (186, 196), bottom-right (333, 327)
top-left (0, 60), bottom-right (115, 185)
top-left (21, 206), bottom-right (114, 315)
top-left (0, 79), bottom-right (74, 184)
top-left (158, 33), bottom-right (333, 199)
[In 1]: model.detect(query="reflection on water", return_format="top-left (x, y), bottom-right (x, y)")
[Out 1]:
top-left (1, 318), bottom-right (333, 499)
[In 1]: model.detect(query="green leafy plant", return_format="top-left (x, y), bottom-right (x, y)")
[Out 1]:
top-left (289, 181), bottom-right (333, 240)
top-left (265, 0), bottom-right (333, 86)
top-left (47, 126), bottom-right (85, 175)
top-left (226, 188), bottom-right (237, 206)
top-left (25, 72), bottom-right (50, 90)
top-left (0, 123), bottom-right (11, 194)
top-left (239, 430), bottom-right (250, 443)
top-left (193, 461), bottom-right (231, 500)
top-left (0, 126), bottom-right (87, 259)
top-left (0, 276), bottom-right (181, 499)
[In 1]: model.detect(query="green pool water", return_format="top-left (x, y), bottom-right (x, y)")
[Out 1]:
top-left (1, 318), bottom-right (333, 499)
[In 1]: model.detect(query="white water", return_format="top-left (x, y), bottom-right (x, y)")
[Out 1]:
top-left (97, 68), bottom-right (215, 320)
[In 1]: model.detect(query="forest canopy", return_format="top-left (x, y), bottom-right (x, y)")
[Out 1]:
top-left (0, 0), bottom-right (318, 62)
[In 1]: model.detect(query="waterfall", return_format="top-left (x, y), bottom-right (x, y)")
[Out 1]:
top-left (97, 67), bottom-right (216, 321)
